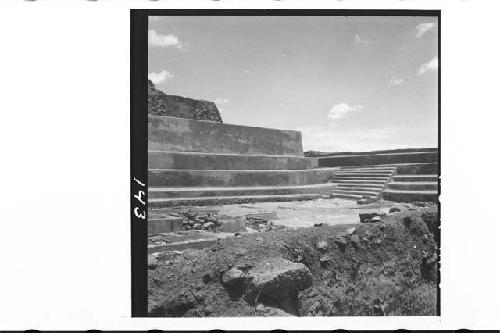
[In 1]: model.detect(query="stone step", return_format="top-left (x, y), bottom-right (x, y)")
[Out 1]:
top-left (148, 217), bottom-right (184, 234)
top-left (148, 183), bottom-right (337, 199)
top-left (338, 169), bottom-right (395, 176)
top-left (392, 174), bottom-right (438, 182)
top-left (334, 182), bottom-right (385, 189)
top-left (148, 168), bottom-right (338, 187)
top-left (148, 151), bottom-right (315, 170)
top-left (337, 185), bottom-right (384, 192)
top-left (382, 189), bottom-right (439, 203)
top-left (333, 178), bottom-right (387, 185)
top-left (149, 115), bottom-right (303, 156)
top-left (333, 172), bottom-right (393, 178)
top-left (338, 162), bottom-right (438, 175)
top-left (340, 165), bottom-right (397, 170)
top-left (331, 193), bottom-right (364, 200)
top-left (148, 193), bottom-right (322, 208)
top-left (340, 165), bottom-right (398, 171)
top-left (394, 163), bottom-right (439, 175)
top-left (387, 181), bottom-right (438, 191)
top-left (330, 176), bottom-right (390, 181)
top-left (318, 151), bottom-right (438, 167)
top-left (332, 189), bottom-right (380, 197)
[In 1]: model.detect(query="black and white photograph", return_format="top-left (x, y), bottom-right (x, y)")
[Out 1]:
top-left (4, 0), bottom-right (500, 330)
top-left (141, 11), bottom-right (440, 317)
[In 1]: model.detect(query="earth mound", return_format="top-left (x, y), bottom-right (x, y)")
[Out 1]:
top-left (148, 80), bottom-right (223, 122)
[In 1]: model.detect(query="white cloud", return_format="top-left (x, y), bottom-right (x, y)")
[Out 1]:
top-left (148, 70), bottom-right (174, 84)
top-left (389, 77), bottom-right (404, 86)
top-left (354, 34), bottom-right (369, 44)
top-left (148, 29), bottom-right (184, 49)
top-left (417, 56), bottom-right (438, 75)
top-left (299, 125), bottom-right (411, 152)
top-left (327, 103), bottom-right (362, 120)
top-left (243, 69), bottom-right (252, 75)
top-left (214, 98), bottom-right (230, 104)
top-left (415, 22), bottom-right (435, 38)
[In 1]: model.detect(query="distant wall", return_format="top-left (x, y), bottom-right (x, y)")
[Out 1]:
top-left (148, 116), bottom-right (304, 156)
top-left (318, 151), bottom-right (438, 167)
top-left (306, 147), bottom-right (438, 158)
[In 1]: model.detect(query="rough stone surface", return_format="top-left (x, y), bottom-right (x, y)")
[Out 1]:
top-left (389, 207), bottom-right (402, 213)
top-left (319, 255), bottom-right (332, 267)
top-left (222, 267), bottom-right (246, 286)
top-left (255, 304), bottom-right (292, 316)
top-left (148, 255), bottom-right (158, 270)
top-left (316, 240), bottom-right (328, 252)
top-left (247, 258), bottom-right (313, 300)
top-left (152, 289), bottom-right (197, 317)
top-left (148, 80), bottom-right (222, 122)
top-left (350, 234), bottom-right (360, 245)
top-left (202, 222), bottom-right (216, 230)
top-left (359, 212), bottom-right (381, 223)
top-left (334, 235), bottom-right (349, 249)
top-left (346, 227), bottom-right (356, 235)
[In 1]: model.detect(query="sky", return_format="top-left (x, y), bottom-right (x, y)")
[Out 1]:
top-left (148, 16), bottom-right (438, 152)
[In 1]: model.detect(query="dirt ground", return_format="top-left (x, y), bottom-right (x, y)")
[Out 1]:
top-left (148, 202), bottom-right (439, 317)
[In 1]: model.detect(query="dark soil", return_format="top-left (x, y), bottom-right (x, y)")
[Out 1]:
top-left (148, 203), bottom-right (439, 317)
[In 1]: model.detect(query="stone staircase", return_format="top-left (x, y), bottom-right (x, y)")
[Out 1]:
top-left (383, 174), bottom-right (439, 202)
top-left (330, 165), bottom-right (397, 201)
top-left (317, 148), bottom-right (440, 204)
top-left (148, 116), bottom-right (338, 208)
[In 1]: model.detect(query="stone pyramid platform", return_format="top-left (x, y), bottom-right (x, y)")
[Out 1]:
top-left (148, 116), bottom-right (338, 207)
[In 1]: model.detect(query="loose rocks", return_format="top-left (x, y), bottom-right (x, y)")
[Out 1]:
top-left (222, 267), bottom-right (246, 286)
top-left (148, 255), bottom-right (158, 270)
top-left (359, 212), bottom-right (382, 223)
top-left (346, 227), bottom-right (356, 235)
top-left (316, 240), bottom-right (328, 252)
top-left (334, 235), bottom-right (349, 251)
top-left (247, 258), bottom-right (313, 301)
top-left (350, 234), bottom-right (360, 245)
top-left (202, 222), bottom-right (215, 230)
top-left (255, 303), bottom-right (292, 316)
top-left (319, 255), bottom-right (332, 268)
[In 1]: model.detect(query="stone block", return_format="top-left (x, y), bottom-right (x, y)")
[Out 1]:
top-left (148, 217), bottom-right (184, 234)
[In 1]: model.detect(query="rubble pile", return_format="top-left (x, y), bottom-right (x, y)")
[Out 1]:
top-left (148, 202), bottom-right (439, 317)
top-left (148, 80), bottom-right (223, 122)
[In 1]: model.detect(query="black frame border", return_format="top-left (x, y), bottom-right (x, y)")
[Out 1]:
top-left (130, 8), bottom-right (441, 318)
top-left (131, 9), bottom-right (148, 318)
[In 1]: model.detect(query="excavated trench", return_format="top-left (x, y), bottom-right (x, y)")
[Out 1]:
top-left (148, 202), bottom-right (439, 317)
